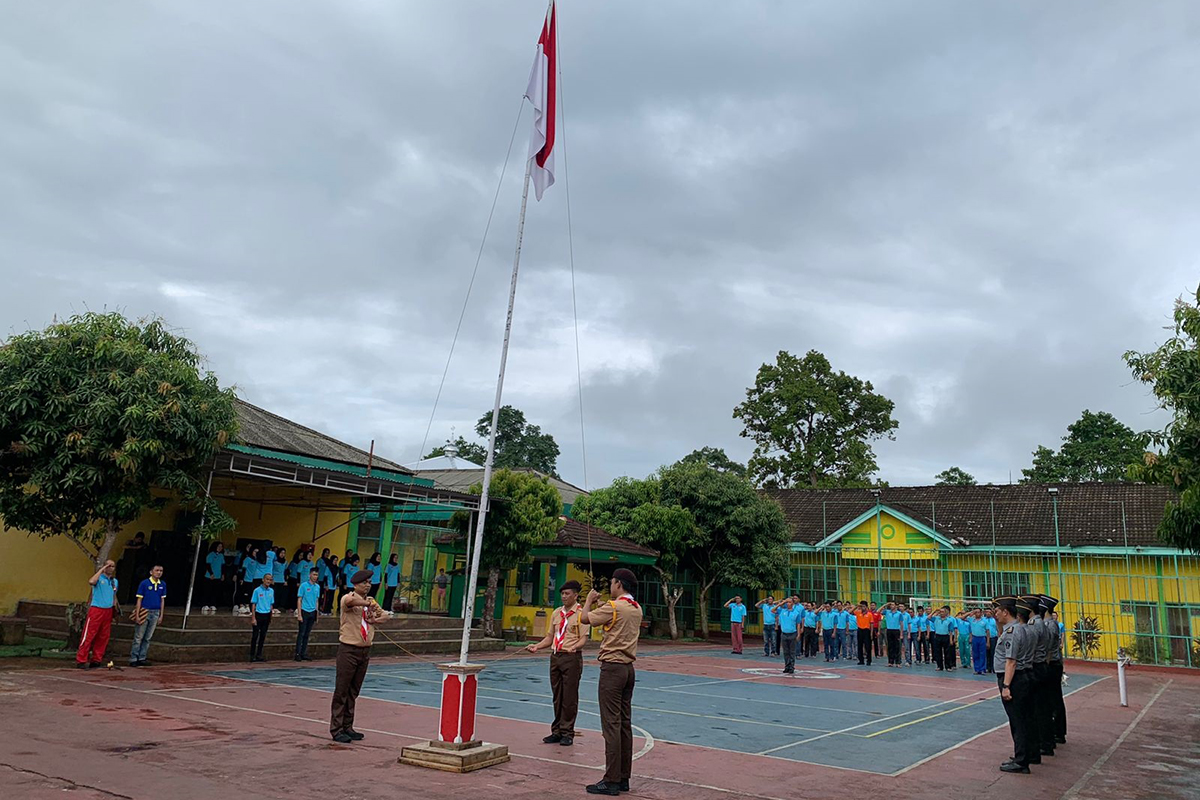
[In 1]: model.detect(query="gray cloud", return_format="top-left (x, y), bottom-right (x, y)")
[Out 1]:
top-left (2, 1), bottom-right (1196, 489)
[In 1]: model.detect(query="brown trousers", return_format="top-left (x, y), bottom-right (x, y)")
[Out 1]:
top-left (330, 643), bottom-right (371, 736)
top-left (597, 661), bottom-right (636, 784)
top-left (549, 651), bottom-right (582, 737)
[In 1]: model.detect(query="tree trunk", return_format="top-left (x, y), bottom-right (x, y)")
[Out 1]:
top-left (697, 578), bottom-right (717, 640)
top-left (95, 519), bottom-right (121, 570)
top-left (482, 567), bottom-right (500, 638)
top-left (659, 580), bottom-right (679, 640)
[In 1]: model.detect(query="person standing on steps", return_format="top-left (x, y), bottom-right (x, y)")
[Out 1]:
top-left (383, 554), bottom-right (400, 611)
top-left (434, 568), bottom-right (450, 611)
top-left (526, 580), bottom-right (588, 747)
top-left (248, 573), bottom-right (276, 662)
top-left (579, 568), bottom-right (642, 796)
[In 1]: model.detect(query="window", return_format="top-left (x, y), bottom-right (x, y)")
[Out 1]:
top-left (872, 580), bottom-right (930, 605)
top-left (356, 519), bottom-right (382, 559)
top-left (791, 568), bottom-right (839, 600)
top-left (961, 571), bottom-right (1030, 599)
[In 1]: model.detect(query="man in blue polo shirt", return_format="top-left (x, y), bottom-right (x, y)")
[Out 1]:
top-left (969, 608), bottom-right (991, 674)
top-left (756, 596), bottom-right (778, 657)
top-left (833, 602), bottom-right (849, 660)
top-left (724, 596), bottom-right (747, 654)
top-left (986, 609), bottom-right (1000, 666)
top-left (776, 598), bottom-right (802, 674)
top-left (294, 568), bottom-right (322, 661)
top-left (930, 605), bottom-right (956, 670)
top-left (130, 565), bottom-right (166, 667)
top-left (801, 604), bottom-right (818, 658)
top-left (913, 607), bottom-right (929, 664)
top-left (884, 603), bottom-right (903, 667)
top-left (818, 603), bottom-right (837, 662)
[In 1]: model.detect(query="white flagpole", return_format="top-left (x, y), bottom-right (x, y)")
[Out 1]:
top-left (458, 159), bottom-right (535, 666)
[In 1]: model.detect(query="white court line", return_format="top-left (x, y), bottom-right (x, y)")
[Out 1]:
top-left (1059, 678), bottom-right (1172, 800)
top-left (652, 685), bottom-right (880, 717)
top-left (888, 676), bottom-right (1111, 777)
top-left (756, 685), bottom-right (996, 755)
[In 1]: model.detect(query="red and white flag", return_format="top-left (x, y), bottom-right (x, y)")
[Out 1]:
top-left (524, 2), bottom-right (557, 201)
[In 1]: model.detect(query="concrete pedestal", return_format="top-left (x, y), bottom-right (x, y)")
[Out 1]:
top-left (398, 662), bottom-right (510, 773)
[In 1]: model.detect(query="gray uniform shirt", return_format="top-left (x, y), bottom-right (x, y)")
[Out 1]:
top-left (1031, 617), bottom-right (1049, 664)
top-left (1014, 621), bottom-right (1035, 670)
top-left (1046, 617), bottom-right (1063, 662)
top-left (994, 621), bottom-right (1017, 674)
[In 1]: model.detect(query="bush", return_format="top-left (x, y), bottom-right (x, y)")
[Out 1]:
top-left (1070, 616), bottom-right (1103, 659)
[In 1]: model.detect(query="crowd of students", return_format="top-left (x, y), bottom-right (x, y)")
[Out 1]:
top-left (724, 596), bottom-right (1065, 676)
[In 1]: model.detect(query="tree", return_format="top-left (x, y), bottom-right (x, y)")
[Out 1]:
top-left (1020, 410), bottom-right (1146, 484)
top-left (733, 350), bottom-right (898, 488)
top-left (572, 476), bottom-right (700, 640)
top-left (424, 406), bottom-right (560, 475)
top-left (424, 436), bottom-right (488, 465)
top-left (1125, 287), bottom-right (1200, 553)
top-left (0, 313), bottom-right (238, 569)
top-left (574, 463), bottom-right (792, 640)
top-left (676, 446), bottom-right (748, 478)
top-left (935, 466), bottom-right (977, 486)
top-left (454, 469), bottom-right (563, 637)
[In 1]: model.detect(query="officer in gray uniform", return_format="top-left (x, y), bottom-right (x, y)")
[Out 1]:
top-left (1039, 595), bottom-right (1067, 744)
top-left (1022, 594), bottom-right (1055, 758)
top-left (1012, 596), bottom-right (1041, 766)
top-left (992, 596), bottom-right (1034, 773)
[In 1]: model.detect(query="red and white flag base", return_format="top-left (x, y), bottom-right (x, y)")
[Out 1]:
top-left (398, 663), bottom-right (510, 773)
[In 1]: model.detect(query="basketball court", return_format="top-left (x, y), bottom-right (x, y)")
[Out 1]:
top-left (1, 644), bottom-right (1196, 800)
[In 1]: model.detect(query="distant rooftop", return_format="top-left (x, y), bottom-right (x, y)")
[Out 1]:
top-left (404, 441), bottom-right (484, 471)
top-left (233, 399), bottom-right (408, 473)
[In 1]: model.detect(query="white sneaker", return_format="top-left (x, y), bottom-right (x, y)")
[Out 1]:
top-left (272, 609), bottom-right (280, 616)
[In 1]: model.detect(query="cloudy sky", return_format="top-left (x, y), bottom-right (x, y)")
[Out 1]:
top-left (3, 1), bottom-right (1197, 488)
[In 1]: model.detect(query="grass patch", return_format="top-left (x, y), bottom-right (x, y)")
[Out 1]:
top-left (0, 635), bottom-right (68, 659)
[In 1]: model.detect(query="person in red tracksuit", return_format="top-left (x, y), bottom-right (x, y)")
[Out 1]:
top-left (76, 560), bottom-right (120, 668)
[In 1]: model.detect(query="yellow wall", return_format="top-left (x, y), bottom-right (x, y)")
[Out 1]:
top-left (499, 562), bottom-right (602, 640)
top-left (841, 511), bottom-right (940, 561)
top-left (0, 489), bottom-right (355, 615)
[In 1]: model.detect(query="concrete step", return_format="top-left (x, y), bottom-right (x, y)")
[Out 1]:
top-left (78, 637), bottom-right (505, 665)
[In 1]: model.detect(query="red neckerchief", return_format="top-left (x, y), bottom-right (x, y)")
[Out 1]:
top-left (553, 606), bottom-right (577, 653)
top-left (617, 594), bottom-right (639, 609)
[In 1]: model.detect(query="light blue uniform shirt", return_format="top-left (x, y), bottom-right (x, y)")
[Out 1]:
top-left (297, 581), bottom-right (321, 612)
top-left (324, 563), bottom-right (339, 589)
top-left (834, 610), bottom-right (848, 629)
top-left (931, 615), bottom-right (956, 635)
top-left (90, 574), bottom-right (118, 608)
top-left (251, 585), bottom-right (275, 613)
top-left (900, 612), bottom-right (913, 632)
top-left (205, 552), bottom-right (225, 579)
top-left (369, 562), bottom-right (383, 584)
top-left (241, 555), bottom-right (257, 583)
top-left (846, 611), bottom-right (858, 630)
top-left (761, 604), bottom-right (777, 625)
top-left (729, 603), bottom-right (747, 624)
top-left (777, 607), bottom-right (801, 634)
top-left (957, 619), bottom-right (971, 636)
top-left (969, 618), bottom-right (989, 637)
top-left (884, 610), bottom-right (902, 630)
top-left (272, 557), bottom-right (286, 582)
top-left (916, 614), bottom-right (929, 632)
top-left (385, 563), bottom-right (400, 588)
top-left (986, 618), bottom-right (999, 637)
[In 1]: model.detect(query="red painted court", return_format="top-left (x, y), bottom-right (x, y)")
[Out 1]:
top-left (0, 643), bottom-right (1195, 800)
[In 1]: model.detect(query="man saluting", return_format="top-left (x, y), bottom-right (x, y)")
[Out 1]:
top-left (580, 568), bottom-right (642, 796)
top-left (526, 579), bottom-right (588, 746)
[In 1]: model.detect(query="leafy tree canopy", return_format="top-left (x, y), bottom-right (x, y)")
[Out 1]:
top-left (935, 466), bottom-right (977, 486)
top-left (1125, 288), bottom-right (1200, 552)
top-left (676, 446), bottom-right (748, 478)
top-left (733, 349), bottom-right (898, 488)
top-left (425, 405), bottom-right (560, 476)
top-left (0, 313), bottom-right (238, 566)
top-left (1020, 410), bottom-right (1146, 484)
top-left (457, 468), bottom-right (564, 571)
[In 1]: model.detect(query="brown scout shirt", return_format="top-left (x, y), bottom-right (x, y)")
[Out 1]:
top-left (587, 595), bottom-right (642, 664)
top-left (339, 593), bottom-right (378, 647)
top-left (550, 604), bottom-right (589, 653)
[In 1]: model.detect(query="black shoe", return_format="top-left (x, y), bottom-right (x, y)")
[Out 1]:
top-left (346, 729), bottom-right (365, 741)
top-left (1055, 736), bottom-right (1066, 744)
top-left (302, 656), bottom-right (313, 662)
top-left (543, 733), bottom-right (563, 744)
top-left (1041, 747), bottom-right (1055, 756)
top-left (293, 655), bottom-right (301, 661)
top-left (559, 736), bottom-right (573, 746)
top-left (619, 780), bottom-right (630, 792)
top-left (89, 662), bottom-right (101, 669)
top-left (77, 662), bottom-right (88, 670)
top-left (585, 782), bottom-right (621, 796)
top-left (128, 662), bottom-right (139, 668)
top-left (332, 731), bottom-right (353, 744)
top-left (1000, 761), bottom-right (1030, 774)
top-left (1027, 757), bottom-right (1042, 765)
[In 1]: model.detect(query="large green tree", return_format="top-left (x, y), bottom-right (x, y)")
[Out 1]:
top-left (572, 475), bottom-right (700, 639)
top-left (935, 466), bottom-right (977, 486)
top-left (677, 446), bottom-right (748, 478)
top-left (0, 313), bottom-right (238, 568)
top-left (425, 405), bottom-right (560, 475)
top-left (454, 469), bottom-right (563, 636)
top-left (575, 461), bottom-right (791, 639)
top-left (733, 350), bottom-right (899, 488)
top-left (1019, 410), bottom-right (1146, 484)
top-left (1125, 288), bottom-right (1200, 552)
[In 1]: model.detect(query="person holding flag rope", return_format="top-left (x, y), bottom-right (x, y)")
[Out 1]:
top-left (329, 568), bottom-right (392, 743)
top-left (526, 579), bottom-right (588, 746)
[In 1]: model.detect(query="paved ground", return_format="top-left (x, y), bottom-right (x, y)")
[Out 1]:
top-left (0, 644), bottom-right (1196, 800)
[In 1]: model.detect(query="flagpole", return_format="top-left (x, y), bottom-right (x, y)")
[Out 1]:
top-left (457, 159), bottom-right (534, 666)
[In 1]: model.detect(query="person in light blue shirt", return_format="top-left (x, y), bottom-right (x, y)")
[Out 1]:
top-left (383, 554), bottom-right (401, 612)
top-left (899, 606), bottom-right (914, 665)
top-left (803, 606), bottom-right (819, 658)
top-left (724, 596), bottom-right (748, 654)
top-left (817, 604), bottom-right (837, 661)
top-left (776, 599), bottom-right (802, 674)
top-left (929, 606), bottom-right (956, 669)
top-left (915, 608), bottom-right (930, 664)
top-left (844, 605), bottom-right (859, 659)
top-left (249, 573), bottom-right (276, 662)
top-left (203, 542), bottom-right (226, 611)
top-left (884, 603), bottom-right (903, 666)
top-left (832, 602), bottom-right (849, 659)
top-left (985, 609), bottom-right (1000, 666)
top-left (322, 554), bottom-right (340, 614)
top-left (294, 568), bottom-right (322, 661)
top-left (756, 596), bottom-right (779, 657)
top-left (271, 548), bottom-right (287, 609)
top-left (239, 545), bottom-right (258, 607)
top-left (955, 614), bottom-right (970, 670)
top-left (76, 560), bottom-right (120, 668)
top-left (367, 553), bottom-right (384, 597)
top-left (969, 609), bottom-right (991, 674)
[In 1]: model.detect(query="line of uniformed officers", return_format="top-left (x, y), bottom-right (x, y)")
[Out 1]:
top-left (991, 593), bottom-right (1068, 774)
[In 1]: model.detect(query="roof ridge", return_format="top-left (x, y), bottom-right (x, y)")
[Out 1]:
top-left (234, 397), bottom-right (405, 470)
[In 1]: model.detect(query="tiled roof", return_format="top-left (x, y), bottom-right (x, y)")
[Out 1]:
top-left (434, 517), bottom-right (657, 559)
top-left (233, 399), bottom-right (408, 473)
top-left (764, 483), bottom-right (1177, 548)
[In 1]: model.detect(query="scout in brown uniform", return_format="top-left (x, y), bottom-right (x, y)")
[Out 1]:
top-left (580, 568), bottom-right (642, 796)
top-left (526, 579), bottom-right (589, 746)
top-left (329, 568), bottom-right (387, 743)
